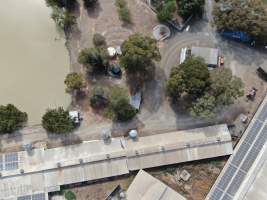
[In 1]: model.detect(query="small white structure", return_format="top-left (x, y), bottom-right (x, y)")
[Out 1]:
top-left (116, 46), bottom-right (122, 55)
top-left (107, 47), bottom-right (117, 57)
top-left (180, 47), bottom-right (187, 64)
top-left (130, 92), bottom-right (142, 110)
top-left (129, 130), bottom-right (138, 140)
top-left (69, 111), bottom-right (80, 124)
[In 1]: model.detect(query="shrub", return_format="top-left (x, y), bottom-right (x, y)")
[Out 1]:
top-left (90, 87), bottom-right (109, 108)
top-left (93, 33), bottom-right (106, 47)
top-left (64, 191), bottom-right (76, 200)
top-left (109, 87), bottom-right (136, 121)
top-left (115, 0), bottom-right (131, 24)
top-left (0, 104), bottom-right (27, 134)
top-left (42, 107), bottom-right (75, 134)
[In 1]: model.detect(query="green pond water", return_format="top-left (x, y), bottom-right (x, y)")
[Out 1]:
top-left (0, 0), bottom-right (70, 125)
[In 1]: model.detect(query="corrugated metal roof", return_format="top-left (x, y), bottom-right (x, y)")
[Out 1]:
top-left (0, 124), bottom-right (232, 200)
top-left (191, 46), bottom-right (219, 66)
top-left (125, 124), bottom-right (232, 170)
top-left (126, 170), bottom-right (186, 200)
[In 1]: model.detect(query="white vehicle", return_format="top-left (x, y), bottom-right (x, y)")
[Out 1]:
top-left (69, 111), bottom-right (81, 124)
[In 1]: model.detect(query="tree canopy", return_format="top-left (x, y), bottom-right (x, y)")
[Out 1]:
top-left (64, 73), bottom-right (86, 93)
top-left (190, 93), bottom-right (216, 118)
top-left (46, 0), bottom-right (76, 10)
top-left (51, 7), bottom-right (76, 31)
top-left (78, 47), bottom-right (108, 72)
top-left (42, 107), bottom-right (75, 134)
top-left (109, 87), bottom-right (136, 121)
top-left (0, 104), bottom-right (27, 134)
top-left (210, 67), bottom-right (244, 106)
top-left (213, 0), bottom-right (267, 42)
top-left (156, 0), bottom-right (177, 22)
top-left (178, 0), bottom-right (204, 18)
top-left (120, 33), bottom-right (160, 75)
top-left (166, 57), bottom-right (244, 118)
top-left (167, 57), bottom-right (210, 99)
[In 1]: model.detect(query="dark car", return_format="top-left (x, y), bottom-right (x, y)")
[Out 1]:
top-left (109, 63), bottom-right (122, 78)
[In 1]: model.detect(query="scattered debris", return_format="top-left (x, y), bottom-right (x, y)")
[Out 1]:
top-left (180, 170), bottom-right (191, 182)
top-left (246, 87), bottom-right (257, 100)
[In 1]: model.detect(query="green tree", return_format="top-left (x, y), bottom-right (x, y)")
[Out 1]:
top-left (210, 67), bottom-right (244, 106)
top-left (213, 0), bottom-right (267, 42)
top-left (157, 0), bottom-right (177, 22)
top-left (120, 33), bottom-right (160, 74)
top-left (0, 104), bottom-right (27, 134)
top-left (93, 33), bottom-right (106, 47)
top-left (190, 93), bottom-right (216, 118)
top-left (51, 7), bottom-right (76, 31)
top-left (42, 107), bottom-right (75, 134)
top-left (46, 0), bottom-right (76, 10)
top-left (64, 73), bottom-right (86, 93)
top-left (167, 57), bottom-right (210, 99)
top-left (109, 87), bottom-right (136, 121)
top-left (90, 87), bottom-right (109, 108)
top-left (78, 48), bottom-right (108, 72)
top-left (178, 0), bottom-right (204, 18)
top-left (166, 69), bottom-right (185, 99)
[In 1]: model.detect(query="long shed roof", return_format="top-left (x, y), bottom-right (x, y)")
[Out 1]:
top-left (124, 124), bottom-right (233, 170)
top-left (0, 124), bottom-right (232, 200)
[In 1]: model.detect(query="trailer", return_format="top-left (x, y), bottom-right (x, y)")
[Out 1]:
top-left (221, 31), bottom-right (252, 43)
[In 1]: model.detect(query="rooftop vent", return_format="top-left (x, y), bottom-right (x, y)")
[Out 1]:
top-left (101, 129), bottom-right (111, 143)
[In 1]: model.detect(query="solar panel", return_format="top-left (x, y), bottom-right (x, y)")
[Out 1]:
top-left (217, 164), bottom-right (237, 190)
top-left (4, 152), bottom-right (19, 170)
top-left (253, 126), bottom-right (267, 151)
top-left (226, 170), bottom-right (246, 196)
top-left (257, 102), bottom-right (267, 121)
top-left (209, 187), bottom-right (223, 200)
top-left (32, 193), bottom-right (45, 200)
top-left (5, 162), bottom-right (18, 171)
top-left (5, 153), bottom-right (18, 162)
top-left (240, 147), bottom-right (260, 172)
top-left (17, 195), bottom-right (31, 200)
top-left (231, 142), bottom-right (249, 167)
top-left (221, 193), bottom-right (233, 200)
top-left (245, 121), bottom-right (262, 144)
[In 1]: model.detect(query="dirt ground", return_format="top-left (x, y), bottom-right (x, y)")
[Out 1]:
top-left (66, 0), bottom-right (158, 126)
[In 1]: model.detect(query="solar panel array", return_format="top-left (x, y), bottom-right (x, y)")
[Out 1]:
top-left (17, 193), bottom-right (46, 200)
top-left (0, 152), bottom-right (19, 171)
top-left (206, 101), bottom-right (267, 200)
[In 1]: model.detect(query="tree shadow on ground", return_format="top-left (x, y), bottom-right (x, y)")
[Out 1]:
top-left (111, 117), bottom-right (145, 137)
top-left (47, 131), bottom-right (82, 147)
top-left (85, 1), bottom-right (103, 18)
top-left (141, 65), bottom-right (166, 113)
